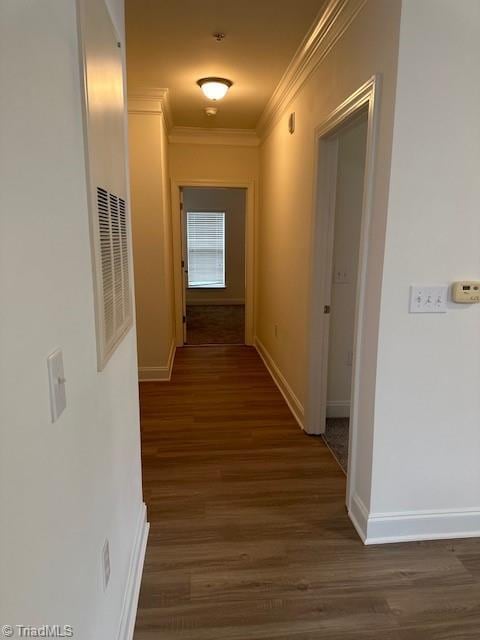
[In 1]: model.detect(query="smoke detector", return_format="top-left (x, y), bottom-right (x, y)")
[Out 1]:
top-left (205, 106), bottom-right (218, 117)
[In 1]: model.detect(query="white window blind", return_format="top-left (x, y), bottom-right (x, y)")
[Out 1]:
top-left (187, 211), bottom-right (226, 288)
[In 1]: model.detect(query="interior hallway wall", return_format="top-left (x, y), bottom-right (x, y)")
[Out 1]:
top-left (183, 187), bottom-right (246, 305)
top-left (368, 0), bottom-right (480, 540)
top-left (327, 116), bottom-right (368, 418)
top-left (128, 107), bottom-right (176, 379)
top-left (0, 1), bottom-right (144, 636)
top-left (169, 142), bottom-right (259, 184)
top-left (256, 0), bottom-right (402, 511)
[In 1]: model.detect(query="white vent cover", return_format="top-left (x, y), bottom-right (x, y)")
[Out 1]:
top-left (78, 0), bottom-right (133, 370)
top-left (95, 187), bottom-right (132, 366)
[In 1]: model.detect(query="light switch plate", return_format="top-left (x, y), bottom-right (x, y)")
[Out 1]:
top-left (409, 285), bottom-right (448, 313)
top-left (334, 268), bottom-right (349, 284)
top-left (47, 348), bottom-right (66, 422)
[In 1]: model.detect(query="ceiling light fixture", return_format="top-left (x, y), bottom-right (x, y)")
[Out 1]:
top-left (197, 77), bottom-right (232, 101)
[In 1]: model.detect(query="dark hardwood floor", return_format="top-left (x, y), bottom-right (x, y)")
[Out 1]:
top-left (134, 346), bottom-right (480, 639)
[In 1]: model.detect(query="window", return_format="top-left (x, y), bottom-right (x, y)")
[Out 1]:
top-left (186, 211), bottom-right (226, 288)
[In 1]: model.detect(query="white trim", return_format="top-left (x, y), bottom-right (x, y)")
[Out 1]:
top-left (257, 0), bottom-right (367, 138)
top-left (186, 298), bottom-right (245, 306)
top-left (305, 76), bottom-right (381, 525)
top-left (326, 400), bottom-right (350, 418)
top-left (169, 126), bottom-right (259, 147)
top-left (116, 502), bottom-right (149, 640)
top-left (348, 493), bottom-right (368, 543)
top-left (171, 179), bottom-right (256, 347)
top-left (363, 506), bottom-right (480, 546)
top-left (138, 339), bottom-right (176, 381)
top-left (348, 494), bottom-right (480, 545)
top-left (254, 337), bottom-right (304, 430)
top-left (127, 88), bottom-right (173, 129)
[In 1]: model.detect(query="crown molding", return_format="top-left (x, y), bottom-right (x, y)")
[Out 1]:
top-left (168, 126), bottom-right (259, 147)
top-left (256, 0), bottom-right (367, 138)
top-left (127, 88), bottom-right (173, 129)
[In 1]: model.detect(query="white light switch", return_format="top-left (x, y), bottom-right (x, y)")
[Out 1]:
top-left (409, 285), bottom-right (448, 313)
top-left (47, 348), bottom-right (67, 422)
top-left (334, 268), bottom-right (349, 284)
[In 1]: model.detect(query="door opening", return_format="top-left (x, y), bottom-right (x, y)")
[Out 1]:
top-left (323, 114), bottom-right (368, 473)
top-left (305, 76), bottom-right (380, 511)
top-left (180, 186), bottom-right (247, 345)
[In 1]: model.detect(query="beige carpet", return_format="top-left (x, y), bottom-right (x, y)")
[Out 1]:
top-left (323, 417), bottom-right (349, 473)
top-left (186, 305), bottom-right (245, 345)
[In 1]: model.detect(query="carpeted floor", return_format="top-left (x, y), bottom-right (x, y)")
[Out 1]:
top-left (186, 304), bottom-right (245, 345)
top-left (323, 417), bottom-right (349, 474)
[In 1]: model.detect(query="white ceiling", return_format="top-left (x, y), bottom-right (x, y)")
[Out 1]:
top-left (125, 0), bottom-right (325, 129)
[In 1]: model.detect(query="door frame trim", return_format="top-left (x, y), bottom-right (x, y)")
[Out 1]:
top-left (305, 75), bottom-right (381, 511)
top-left (170, 178), bottom-right (256, 346)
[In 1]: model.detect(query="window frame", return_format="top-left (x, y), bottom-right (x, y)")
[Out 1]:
top-left (185, 209), bottom-right (227, 290)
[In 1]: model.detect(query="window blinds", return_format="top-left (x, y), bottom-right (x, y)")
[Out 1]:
top-left (186, 211), bottom-right (226, 288)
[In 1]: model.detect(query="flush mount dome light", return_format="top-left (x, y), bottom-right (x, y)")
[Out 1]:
top-left (197, 77), bottom-right (232, 101)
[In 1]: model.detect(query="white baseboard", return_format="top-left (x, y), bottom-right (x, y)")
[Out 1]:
top-left (186, 298), bottom-right (245, 306)
top-left (348, 493), bottom-right (368, 543)
top-left (349, 493), bottom-right (480, 545)
top-left (138, 339), bottom-right (176, 381)
top-left (117, 502), bottom-right (150, 640)
top-left (254, 337), bottom-right (305, 430)
top-left (326, 401), bottom-right (350, 418)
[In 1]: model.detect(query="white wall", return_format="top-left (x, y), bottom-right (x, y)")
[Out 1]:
top-left (183, 188), bottom-right (246, 305)
top-left (327, 116), bottom-right (368, 417)
top-left (367, 0), bottom-right (480, 541)
top-left (0, 1), bottom-right (144, 635)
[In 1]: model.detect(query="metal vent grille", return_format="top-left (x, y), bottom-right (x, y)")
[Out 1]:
top-left (96, 187), bottom-right (132, 356)
top-left (97, 187), bottom-right (114, 343)
top-left (119, 198), bottom-right (130, 319)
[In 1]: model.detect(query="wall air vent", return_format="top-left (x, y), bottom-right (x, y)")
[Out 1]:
top-left (95, 186), bottom-right (132, 366)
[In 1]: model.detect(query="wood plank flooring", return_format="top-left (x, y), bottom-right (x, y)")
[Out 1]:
top-left (134, 346), bottom-right (480, 639)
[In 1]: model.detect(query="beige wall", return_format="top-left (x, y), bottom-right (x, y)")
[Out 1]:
top-left (256, 0), bottom-right (402, 510)
top-left (327, 115), bottom-right (368, 417)
top-left (128, 110), bottom-right (176, 377)
top-left (169, 143), bottom-right (259, 183)
top-left (183, 187), bottom-right (246, 305)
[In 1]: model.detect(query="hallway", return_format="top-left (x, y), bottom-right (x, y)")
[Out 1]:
top-left (134, 347), bottom-right (480, 640)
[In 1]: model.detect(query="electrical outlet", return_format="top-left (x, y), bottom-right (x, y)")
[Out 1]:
top-left (102, 539), bottom-right (111, 590)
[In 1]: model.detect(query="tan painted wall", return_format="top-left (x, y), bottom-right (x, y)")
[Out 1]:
top-left (183, 187), bottom-right (246, 305)
top-left (256, 0), bottom-right (402, 508)
top-left (128, 111), bottom-right (176, 375)
top-left (169, 142), bottom-right (259, 183)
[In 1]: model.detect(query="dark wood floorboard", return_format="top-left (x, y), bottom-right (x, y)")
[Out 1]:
top-left (134, 346), bottom-right (480, 639)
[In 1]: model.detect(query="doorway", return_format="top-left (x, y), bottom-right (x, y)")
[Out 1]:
top-left (323, 114), bottom-right (368, 473)
top-left (181, 187), bottom-right (247, 345)
top-left (305, 77), bottom-right (380, 508)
